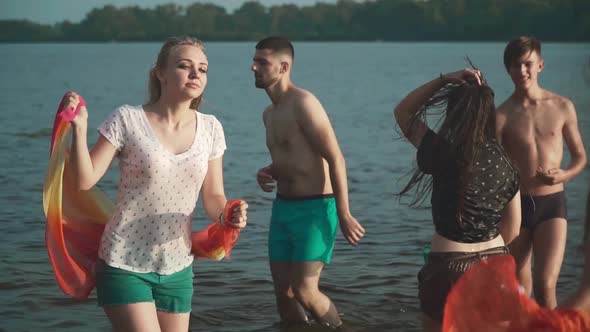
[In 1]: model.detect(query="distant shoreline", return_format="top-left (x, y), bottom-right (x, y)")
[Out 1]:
top-left (2, 40), bottom-right (589, 44)
top-left (2, 0), bottom-right (588, 43)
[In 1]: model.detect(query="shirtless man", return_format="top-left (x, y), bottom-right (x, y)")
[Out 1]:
top-left (496, 36), bottom-right (587, 308)
top-left (251, 36), bottom-right (365, 328)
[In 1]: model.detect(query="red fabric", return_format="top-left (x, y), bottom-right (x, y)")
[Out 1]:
top-left (191, 199), bottom-right (242, 260)
top-left (443, 255), bottom-right (590, 332)
top-left (44, 94), bottom-right (110, 299)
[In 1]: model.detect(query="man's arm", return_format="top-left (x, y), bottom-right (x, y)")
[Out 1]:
top-left (257, 106), bottom-right (276, 192)
top-left (561, 100), bottom-right (587, 182)
top-left (536, 100), bottom-right (586, 185)
top-left (495, 104), bottom-right (509, 144)
top-left (296, 93), bottom-right (365, 245)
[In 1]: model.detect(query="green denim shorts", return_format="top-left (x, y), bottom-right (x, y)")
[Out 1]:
top-left (95, 260), bottom-right (193, 313)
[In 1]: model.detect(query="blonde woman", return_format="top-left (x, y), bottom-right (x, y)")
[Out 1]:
top-left (64, 36), bottom-right (248, 332)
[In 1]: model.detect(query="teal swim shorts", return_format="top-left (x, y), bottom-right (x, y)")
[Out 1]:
top-left (268, 194), bottom-right (339, 264)
top-left (95, 260), bottom-right (193, 313)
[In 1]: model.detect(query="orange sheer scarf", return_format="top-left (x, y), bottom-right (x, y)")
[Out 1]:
top-left (443, 255), bottom-right (590, 332)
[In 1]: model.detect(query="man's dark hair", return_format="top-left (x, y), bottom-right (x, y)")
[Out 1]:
top-left (503, 36), bottom-right (541, 70)
top-left (255, 36), bottom-right (294, 59)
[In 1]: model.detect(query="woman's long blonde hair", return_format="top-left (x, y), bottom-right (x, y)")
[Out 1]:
top-left (148, 36), bottom-right (206, 110)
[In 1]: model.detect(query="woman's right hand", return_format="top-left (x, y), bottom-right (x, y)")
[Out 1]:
top-left (442, 68), bottom-right (483, 86)
top-left (63, 92), bottom-right (88, 130)
top-left (226, 200), bottom-right (248, 229)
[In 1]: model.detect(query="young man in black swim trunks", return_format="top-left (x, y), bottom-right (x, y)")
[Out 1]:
top-left (496, 36), bottom-right (587, 308)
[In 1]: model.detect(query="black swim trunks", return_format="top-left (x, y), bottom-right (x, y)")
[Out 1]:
top-left (417, 129), bottom-right (520, 243)
top-left (417, 246), bottom-right (509, 322)
top-left (521, 191), bottom-right (567, 230)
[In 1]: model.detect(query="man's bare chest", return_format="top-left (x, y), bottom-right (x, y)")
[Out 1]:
top-left (266, 111), bottom-right (300, 146)
top-left (505, 109), bottom-right (564, 144)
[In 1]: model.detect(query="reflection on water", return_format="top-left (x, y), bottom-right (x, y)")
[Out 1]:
top-left (0, 42), bottom-right (588, 332)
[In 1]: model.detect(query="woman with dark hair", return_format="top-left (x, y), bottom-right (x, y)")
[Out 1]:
top-left (394, 68), bottom-right (522, 332)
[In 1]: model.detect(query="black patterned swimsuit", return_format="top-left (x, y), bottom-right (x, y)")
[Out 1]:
top-left (417, 130), bottom-right (519, 243)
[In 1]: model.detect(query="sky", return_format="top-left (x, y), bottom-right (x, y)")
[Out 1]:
top-left (0, 0), bottom-right (338, 24)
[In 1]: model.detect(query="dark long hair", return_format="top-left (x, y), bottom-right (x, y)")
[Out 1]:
top-left (398, 68), bottom-right (496, 207)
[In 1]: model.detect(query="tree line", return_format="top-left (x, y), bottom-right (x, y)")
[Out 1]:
top-left (1, 0), bottom-right (589, 42)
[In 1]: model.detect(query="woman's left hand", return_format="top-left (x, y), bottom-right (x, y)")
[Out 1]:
top-left (443, 68), bottom-right (483, 86)
top-left (226, 201), bottom-right (248, 229)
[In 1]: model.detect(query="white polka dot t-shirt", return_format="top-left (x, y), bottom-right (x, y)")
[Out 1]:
top-left (97, 104), bottom-right (226, 274)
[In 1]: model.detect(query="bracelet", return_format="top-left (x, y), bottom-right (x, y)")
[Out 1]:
top-left (217, 212), bottom-right (224, 226)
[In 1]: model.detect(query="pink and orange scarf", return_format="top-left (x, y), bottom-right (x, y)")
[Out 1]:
top-left (444, 255), bottom-right (590, 332)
